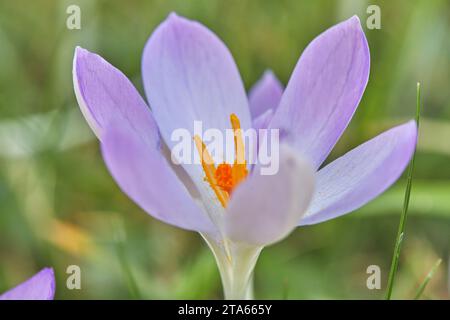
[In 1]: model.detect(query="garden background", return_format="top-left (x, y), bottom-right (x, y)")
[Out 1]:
top-left (0, 0), bottom-right (448, 299)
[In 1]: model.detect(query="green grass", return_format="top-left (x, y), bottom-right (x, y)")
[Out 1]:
top-left (414, 258), bottom-right (442, 300)
top-left (385, 83), bottom-right (422, 300)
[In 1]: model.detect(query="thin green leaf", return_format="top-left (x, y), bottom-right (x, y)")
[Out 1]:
top-left (115, 240), bottom-right (142, 299)
top-left (385, 82), bottom-right (421, 300)
top-left (112, 220), bottom-right (142, 299)
top-left (414, 258), bottom-right (442, 300)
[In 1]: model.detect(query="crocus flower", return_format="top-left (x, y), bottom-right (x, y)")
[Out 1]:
top-left (73, 13), bottom-right (417, 299)
top-left (0, 267), bottom-right (55, 300)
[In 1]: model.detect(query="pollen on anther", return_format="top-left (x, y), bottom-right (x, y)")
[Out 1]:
top-left (194, 114), bottom-right (249, 207)
top-left (215, 163), bottom-right (233, 194)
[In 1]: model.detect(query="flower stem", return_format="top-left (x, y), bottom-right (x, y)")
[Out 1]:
top-left (202, 235), bottom-right (261, 299)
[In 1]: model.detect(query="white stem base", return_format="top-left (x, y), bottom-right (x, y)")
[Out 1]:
top-left (202, 234), bottom-right (262, 300)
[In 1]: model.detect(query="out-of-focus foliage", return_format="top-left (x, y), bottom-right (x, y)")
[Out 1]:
top-left (0, 0), bottom-right (448, 299)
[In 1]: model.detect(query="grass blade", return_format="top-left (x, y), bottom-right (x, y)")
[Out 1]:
top-left (115, 240), bottom-right (142, 299)
top-left (414, 258), bottom-right (442, 300)
top-left (385, 82), bottom-right (421, 300)
top-left (112, 218), bottom-right (142, 299)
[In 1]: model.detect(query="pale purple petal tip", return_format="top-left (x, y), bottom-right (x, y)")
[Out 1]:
top-left (248, 70), bottom-right (283, 119)
top-left (301, 120), bottom-right (417, 225)
top-left (141, 12), bottom-right (251, 148)
top-left (73, 46), bottom-right (157, 146)
top-left (270, 16), bottom-right (370, 169)
top-left (0, 267), bottom-right (55, 300)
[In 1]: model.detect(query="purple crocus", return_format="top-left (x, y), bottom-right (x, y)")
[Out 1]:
top-left (0, 268), bottom-right (55, 300)
top-left (73, 13), bottom-right (417, 299)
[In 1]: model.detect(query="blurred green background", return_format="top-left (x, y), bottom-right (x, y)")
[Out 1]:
top-left (0, 0), bottom-right (449, 299)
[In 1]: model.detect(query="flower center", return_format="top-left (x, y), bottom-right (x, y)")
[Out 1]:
top-left (194, 114), bottom-right (248, 207)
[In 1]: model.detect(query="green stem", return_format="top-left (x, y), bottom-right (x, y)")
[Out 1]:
top-left (385, 82), bottom-right (421, 300)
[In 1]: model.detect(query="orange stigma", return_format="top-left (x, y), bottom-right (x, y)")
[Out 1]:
top-left (194, 113), bottom-right (248, 207)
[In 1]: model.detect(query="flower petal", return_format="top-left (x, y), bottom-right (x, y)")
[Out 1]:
top-left (252, 108), bottom-right (274, 132)
top-left (101, 123), bottom-right (217, 234)
top-left (142, 13), bottom-right (251, 153)
top-left (224, 145), bottom-right (315, 246)
top-left (269, 16), bottom-right (370, 169)
top-left (73, 47), bottom-right (156, 145)
top-left (142, 13), bottom-right (252, 215)
top-left (248, 70), bottom-right (283, 119)
top-left (300, 121), bottom-right (417, 225)
top-left (0, 268), bottom-right (55, 300)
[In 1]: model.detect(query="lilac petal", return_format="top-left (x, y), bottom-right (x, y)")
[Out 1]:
top-left (141, 13), bottom-right (252, 214)
top-left (73, 47), bottom-right (157, 145)
top-left (73, 48), bottom-right (207, 232)
top-left (248, 70), bottom-right (283, 119)
top-left (141, 13), bottom-right (251, 159)
top-left (101, 123), bottom-right (217, 234)
top-left (269, 16), bottom-right (370, 169)
top-left (224, 145), bottom-right (315, 246)
top-left (300, 121), bottom-right (417, 225)
top-left (252, 108), bottom-right (274, 132)
top-left (0, 268), bottom-right (55, 300)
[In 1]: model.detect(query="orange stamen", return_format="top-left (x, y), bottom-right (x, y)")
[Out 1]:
top-left (215, 163), bottom-right (233, 194)
top-left (194, 114), bottom-right (248, 207)
top-left (230, 113), bottom-right (248, 186)
top-left (194, 135), bottom-right (229, 207)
